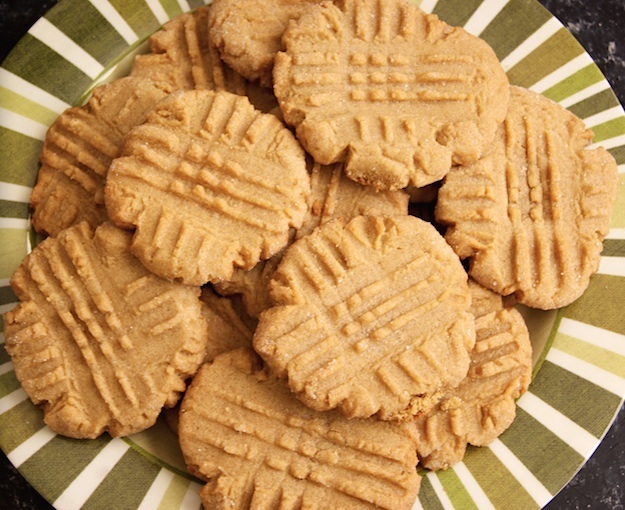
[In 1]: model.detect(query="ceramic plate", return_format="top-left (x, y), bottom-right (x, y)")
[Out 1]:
top-left (1, 0), bottom-right (624, 508)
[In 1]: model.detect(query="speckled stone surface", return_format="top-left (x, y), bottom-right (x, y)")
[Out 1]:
top-left (0, 0), bottom-right (623, 509)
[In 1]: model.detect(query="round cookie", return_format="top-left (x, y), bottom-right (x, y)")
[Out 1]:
top-left (105, 89), bottom-right (311, 286)
top-left (208, 0), bottom-right (322, 87)
top-left (435, 85), bottom-right (619, 309)
top-left (31, 76), bottom-right (173, 237)
top-left (273, 0), bottom-right (509, 190)
top-left (179, 348), bottom-right (421, 509)
top-left (3, 222), bottom-right (208, 439)
top-left (253, 215), bottom-right (475, 420)
top-left (414, 303), bottom-right (532, 470)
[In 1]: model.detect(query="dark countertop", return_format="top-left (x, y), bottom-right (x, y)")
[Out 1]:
top-left (1, 0), bottom-right (624, 509)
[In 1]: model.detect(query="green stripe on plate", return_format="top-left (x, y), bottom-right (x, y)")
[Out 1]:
top-left (19, 435), bottom-right (111, 503)
top-left (567, 88), bottom-right (620, 120)
top-left (0, 370), bottom-right (23, 399)
top-left (461, 446), bottom-right (539, 510)
top-left (528, 360), bottom-right (621, 438)
top-left (432, 468), bottom-right (478, 510)
top-left (2, 34), bottom-right (93, 106)
top-left (602, 238), bottom-right (625, 257)
top-left (0, 344), bottom-right (10, 365)
top-left (506, 28), bottom-right (584, 89)
top-left (82, 447), bottom-right (161, 510)
top-left (499, 407), bottom-right (583, 494)
top-left (479, 0), bottom-right (552, 62)
top-left (0, 200), bottom-right (30, 220)
top-left (0, 285), bottom-right (17, 306)
top-left (0, 127), bottom-right (42, 187)
top-left (0, 229), bottom-right (31, 279)
top-left (417, 474), bottom-right (446, 510)
top-left (0, 87), bottom-right (59, 127)
top-left (0, 400), bottom-right (45, 453)
top-left (158, 476), bottom-right (198, 510)
top-left (46, 0), bottom-right (131, 66)
top-left (107, 0), bottom-right (163, 40)
top-left (188, 0), bottom-right (209, 9)
top-left (541, 64), bottom-right (604, 103)
top-left (432, 0), bottom-right (483, 28)
top-left (591, 116), bottom-right (625, 144)
top-left (564, 274), bottom-right (625, 334)
top-left (158, 0), bottom-right (186, 19)
top-left (608, 145), bottom-right (625, 166)
top-left (553, 332), bottom-right (625, 379)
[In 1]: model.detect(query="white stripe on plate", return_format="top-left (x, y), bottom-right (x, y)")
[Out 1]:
top-left (500, 17), bottom-right (562, 71)
top-left (558, 81), bottom-right (611, 109)
top-left (619, 164), bottom-right (625, 174)
top-left (137, 468), bottom-right (175, 510)
top-left (0, 107), bottom-right (48, 141)
top-left (145, 0), bottom-right (171, 25)
top-left (87, 0), bottom-right (138, 45)
top-left (8, 427), bottom-right (57, 468)
top-left (418, 0), bottom-right (439, 13)
top-left (0, 278), bottom-right (10, 286)
top-left (181, 481), bottom-right (203, 510)
top-left (558, 318), bottom-right (625, 357)
top-left (598, 256), bottom-right (625, 277)
top-left (0, 361), bottom-right (13, 376)
top-left (29, 17), bottom-right (104, 80)
top-left (583, 105), bottom-right (625, 129)
top-left (607, 228), bottom-right (625, 239)
top-left (53, 438), bottom-right (130, 510)
top-left (463, 0), bottom-right (510, 36)
top-left (177, 0), bottom-right (192, 13)
top-left (452, 462), bottom-right (495, 509)
top-left (0, 68), bottom-right (70, 114)
top-left (488, 438), bottom-right (552, 507)
top-left (426, 472), bottom-right (454, 510)
top-left (547, 347), bottom-right (625, 396)
top-left (411, 497), bottom-right (425, 510)
top-left (588, 133), bottom-right (625, 150)
top-left (529, 53), bottom-right (593, 95)
top-left (516, 391), bottom-right (598, 458)
top-left (0, 387), bottom-right (29, 414)
top-left (0, 182), bottom-right (32, 203)
top-left (0, 217), bottom-right (31, 230)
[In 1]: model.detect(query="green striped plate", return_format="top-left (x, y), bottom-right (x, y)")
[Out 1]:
top-left (1, 0), bottom-right (624, 508)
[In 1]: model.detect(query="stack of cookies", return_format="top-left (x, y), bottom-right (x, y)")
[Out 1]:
top-left (3, 0), bottom-right (618, 508)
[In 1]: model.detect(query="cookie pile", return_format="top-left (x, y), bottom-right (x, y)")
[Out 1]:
top-left (3, 0), bottom-right (618, 508)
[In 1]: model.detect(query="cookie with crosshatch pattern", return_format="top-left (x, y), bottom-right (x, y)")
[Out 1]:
top-left (105, 88), bottom-right (310, 286)
top-left (3, 221), bottom-right (208, 439)
top-left (435, 85), bottom-right (618, 309)
top-left (178, 347), bottom-right (421, 509)
top-left (30, 76), bottom-right (174, 237)
top-left (253, 215), bottom-right (475, 421)
top-left (273, 0), bottom-right (509, 190)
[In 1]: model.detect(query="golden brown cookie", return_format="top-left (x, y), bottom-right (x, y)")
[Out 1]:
top-left (3, 221), bottom-right (208, 439)
top-left (131, 6), bottom-right (246, 94)
top-left (413, 305), bottom-right (532, 470)
top-left (30, 77), bottom-right (173, 236)
top-left (208, 0), bottom-right (321, 87)
top-left (105, 89), bottom-right (310, 286)
top-left (179, 348), bottom-right (421, 509)
top-left (215, 160), bottom-right (409, 316)
top-left (273, 0), bottom-right (509, 190)
top-left (131, 5), bottom-right (279, 113)
top-left (254, 215), bottom-right (475, 420)
top-left (436, 86), bottom-right (618, 309)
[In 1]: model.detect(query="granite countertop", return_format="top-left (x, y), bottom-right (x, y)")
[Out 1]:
top-left (1, 0), bottom-right (624, 509)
